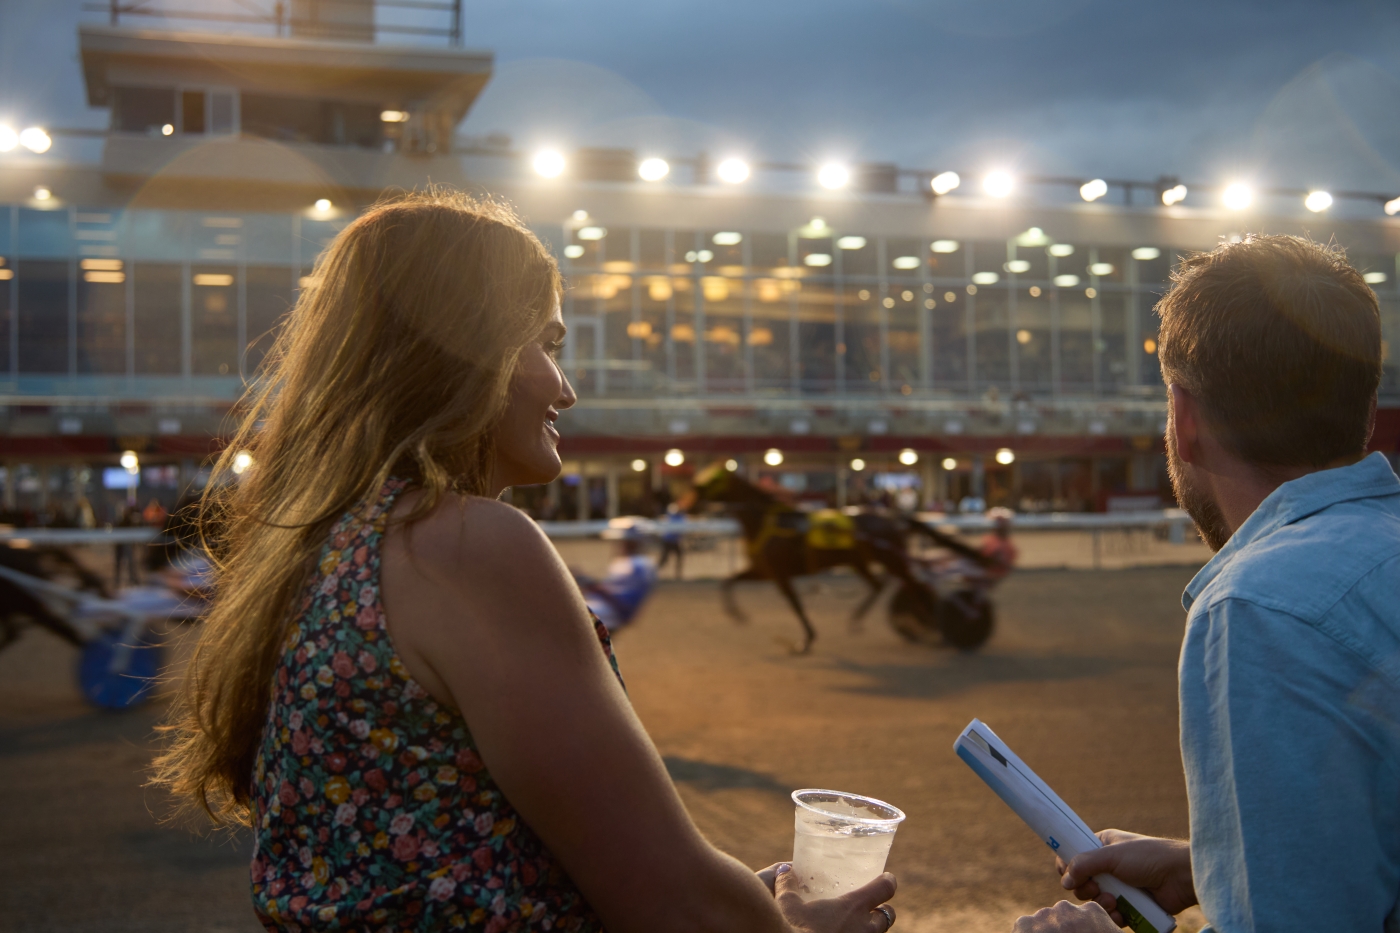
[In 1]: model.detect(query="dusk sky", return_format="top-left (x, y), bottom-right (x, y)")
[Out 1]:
top-left (4, 0), bottom-right (1400, 193)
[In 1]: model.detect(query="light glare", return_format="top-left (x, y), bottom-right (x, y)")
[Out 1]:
top-left (631, 458), bottom-right (647, 472)
top-left (532, 148), bottom-right (566, 178)
top-left (941, 457), bottom-right (957, 470)
top-left (1161, 184), bottom-right (1188, 206)
top-left (837, 236), bottom-right (867, 250)
top-left (931, 240), bottom-right (960, 253)
top-left (1047, 243), bottom-right (1074, 257)
top-left (1222, 183), bottom-right (1253, 211)
top-left (1386, 197), bottom-right (1400, 216)
top-left (638, 157), bottom-right (669, 181)
top-left (1079, 178), bottom-right (1108, 201)
top-left (119, 450), bottom-right (139, 471)
top-left (983, 172), bottom-right (1014, 198)
top-left (716, 158), bottom-right (750, 184)
top-left (930, 171), bottom-right (961, 195)
top-left (712, 231), bottom-right (742, 246)
top-left (971, 271), bottom-right (999, 285)
top-left (0, 126), bottom-right (15, 151)
top-left (1131, 247), bottom-right (1161, 261)
top-left (33, 186), bottom-right (51, 201)
top-left (232, 451), bottom-right (254, 475)
top-left (763, 448), bottom-right (784, 466)
top-left (817, 163), bottom-right (850, 189)
top-left (898, 448), bottom-right (919, 466)
top-left (664, 448), bottom-right (685, 467)
top-left (19, 127), bottom-right (51, 153)
top-left (380, 110), bottom-right (410, 123)
top-left (1089, 262), bottom-right (1114, 276)
top-left (725, 459), bottom-right (739, 471)
top-left (995, 448), bottom-right (1015, 465)
top-left (314, 198), bottom-right (331, 211)
top-left (850, 458), bottom-right (866, 472)
top-left (1004, 260), bottom-right (1030, 274)
top-left (1304, 190), bottom-right (1332, 213)
top-left (1054, 274), bottom-right (1080, 288)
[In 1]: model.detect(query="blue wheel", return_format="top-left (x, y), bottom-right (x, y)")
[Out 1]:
top-left (78, 629), bottom-right (162, 710)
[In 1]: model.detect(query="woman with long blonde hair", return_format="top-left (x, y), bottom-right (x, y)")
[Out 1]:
top-left (155, 191), bottom-right (898, 933)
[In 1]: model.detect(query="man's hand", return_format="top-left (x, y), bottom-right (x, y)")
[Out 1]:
top-left (1013, 900), bottom-right (1119, 932)
top-left (1054, 830), bottom-right (1196, 924)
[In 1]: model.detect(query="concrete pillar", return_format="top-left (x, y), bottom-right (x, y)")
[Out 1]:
top-left (605, 463), bottom-right (620, 519)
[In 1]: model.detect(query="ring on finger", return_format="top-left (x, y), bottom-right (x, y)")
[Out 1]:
top-left (876, 904), bottom-right (895, 928)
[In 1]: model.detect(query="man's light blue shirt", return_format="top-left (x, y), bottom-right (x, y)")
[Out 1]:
top-left (1180, 452), bottom-right (1400, 933)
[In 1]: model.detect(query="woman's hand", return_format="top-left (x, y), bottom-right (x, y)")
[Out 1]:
top-left (1055, 829), bottom-right (1196, 923)
top-left (770, 863), bottom-right (898, 933)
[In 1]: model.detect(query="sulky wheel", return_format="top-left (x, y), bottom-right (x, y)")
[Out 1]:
top-left (936, 589), bottom-right (995, 651)
top-left (78, 629), bottom-right (162, 710)
top-left (887, 582), bottom-right (940, 644)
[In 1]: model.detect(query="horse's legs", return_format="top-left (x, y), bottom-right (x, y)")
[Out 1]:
top-left (848, 560), bottom-right (886, 630)
top-left (720, 566), bottom-right (765, 624)
top-left (772, 574), bottom-right (817, 654)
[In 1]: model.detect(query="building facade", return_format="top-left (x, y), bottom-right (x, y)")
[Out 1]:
top-left (2, 21), bottom-right (1398, 522)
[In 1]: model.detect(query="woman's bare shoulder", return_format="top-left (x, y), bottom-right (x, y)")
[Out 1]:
top-left (388, 490), bottom-right (562, 587)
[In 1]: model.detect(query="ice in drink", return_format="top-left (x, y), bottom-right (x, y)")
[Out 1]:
top-left (790, 789), bottom-right (905, 902)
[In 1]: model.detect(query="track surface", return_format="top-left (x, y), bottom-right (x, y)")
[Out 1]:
top-left (0, 567), bottom-right (1208, 932)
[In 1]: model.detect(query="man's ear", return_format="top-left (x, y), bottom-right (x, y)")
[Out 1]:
top-left (1169, 383), bottom-right (1200, 465)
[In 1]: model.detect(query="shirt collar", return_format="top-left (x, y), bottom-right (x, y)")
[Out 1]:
top-left (1182, 451), bottom-right (1400, 611)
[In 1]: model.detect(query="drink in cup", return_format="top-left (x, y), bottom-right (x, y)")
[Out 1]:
top-left (790, 789), bottom-right (905, 901)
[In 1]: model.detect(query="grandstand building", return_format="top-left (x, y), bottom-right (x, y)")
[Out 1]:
top-left (1, 9), bottom-right (1398, 522)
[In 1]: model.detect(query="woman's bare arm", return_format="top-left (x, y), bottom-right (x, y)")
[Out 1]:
top-left (381, 494), bottom-right (792, 933)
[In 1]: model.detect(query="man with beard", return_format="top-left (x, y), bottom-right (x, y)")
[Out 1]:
top-left (1016, 235), bottom-right (1400, 933)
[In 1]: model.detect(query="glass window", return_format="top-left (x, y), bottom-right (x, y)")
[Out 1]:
top-left (133, 263), bottom-right (182, 374)
top-left (17, 260), bottom-right (67, 374)
top-left (796, 278), bottom-right (837, 392)
top-left (1090, 246), bottom-right (1129, 286)
top-left (972, 241), bottom-right (1007, 279)
top-left (638, 229), bottom-right (668, 270)
top-left (1131, 248), bottom-right (1173, 285)
top-left (703, 273), bottom-right (746, 392)
top-left (887, 284), bottom-right (921, 391)
top-left (927, 238), bottom-right (964, 280)
top-left (0, 256), bottom-right (11, 377)
top-left (974, 287), bottom-right (1010, 389)
top-left (886, 237), bottom-right (925, 280)
top-left (1098, 292), bottom-right (1128, 392)
top-left (1058, 289), bottom-right (1094, 392)
top-left (1014, 287), bottom-right (1051, 390)
top-left (932, 285), bottom-right (968, 390)
top-left (18, 209), bottom-right (69, 259)
top-left (245, 265), bottom-right (294, 375)
top-left (112, 86), bottom-right (175, 135)
top-left (704, 229), bottom-right (745, 275)
top-left (1135, 292), bottom-right (1164, 387)
top-left (241, 94), bottom-right (325, 145)
top-left (750, 233), bottom-right (790, 276)
top-left (192, 265), bottom-right (238, 375)
top-left (77, 265), bottom-right (125, 374)
top-left (564, 225), bottom-right (604, 269)
top-left (601, 272), bottom-right (638, 393)
top-left (1008, 245), bottom-right (1048, 282)
top-left (181, 89), bottom-right (206, 134)
top-left (750, 274), bottom-right (790, 389)
top-left (637, 272), bottom-right (669, 389)
top-left (672, 275), bottom-right (698, 387)
top-left (1381, 299), bottom-right (1400, 395)
top-left (838, 234), bottom-right (877, 277)
top-left (843, 284), bottom-right (881, 394)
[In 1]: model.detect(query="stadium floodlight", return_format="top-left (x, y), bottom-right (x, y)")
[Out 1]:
top-left (33, 186), bottom-right (51, 201)
top-left (0, 126), bottom-right (16, 152)
top-left (638, 157), bottom-right (669, 181)
top-left (314, 198), bottom-right (332, 212)
top-left (941, 457), bottom-right (957, 470)
top-left (1304, 190), bottom-right (1332, 213)
top-left (1222, 183), bottom-right (1253, 211)
top-left (119, 450), bottom-right (139, 472)
top-left (1047, 243), bottom-right (1074, 257)
top-left (983, 172), bottom-right (1014, 198)
top-left (631, 458), bottom-right (647, 472)
top-left (995, 447), bottom-right (1015, 465)
top-left (898, 448), bottom-right (919, 466)
top-left (664, 448), bottom-right (685, 467)
top-left (763, 448), bottom-right (784, 466)
top-left (532, 148), bottom-right (566, 178)
top-left (1079, 178), bottom-right (1108, 202)
top-left (837, 236), bottom-right (867, 250)
top-left (1131, 247), bottom-right (1161, 260)
top-left (716, 157), bottom-right (750, 184)
top-left (931, 171), bottom-right (961, 195)
top-left (817, 163), bottom-right (851, 189)
top-left (19, 127), bottom-right (51, 153)
top-left (1386, 197), bottom-right (1400, 216)
top-left (232, 451), bottom-right (254, 475)
top-left (850, 457), bottom-right (866, 472)
top-left (1161, 184), bottom-right (1187, 206)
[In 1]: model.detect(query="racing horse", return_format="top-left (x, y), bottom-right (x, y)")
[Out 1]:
top-left (683, 464), bottom-right (992, 653)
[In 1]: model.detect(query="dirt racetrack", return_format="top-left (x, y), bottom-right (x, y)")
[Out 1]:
top-left (0, 566), bottom-right (1209, 932)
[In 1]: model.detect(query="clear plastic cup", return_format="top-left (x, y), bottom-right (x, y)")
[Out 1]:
top-left (790, 788), bottom-right (906, 901)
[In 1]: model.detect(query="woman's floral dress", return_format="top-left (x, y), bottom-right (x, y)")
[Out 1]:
top-left (251, 478), bottom-right (618, 932)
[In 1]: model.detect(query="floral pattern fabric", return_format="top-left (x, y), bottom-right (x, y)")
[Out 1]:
top-left (251, 478), bottom-right (617, 932)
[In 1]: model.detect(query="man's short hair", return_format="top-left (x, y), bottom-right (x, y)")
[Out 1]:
top-left (1157, 235), bottom-right (1382, 468)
